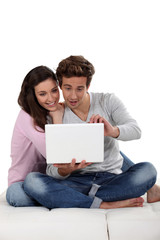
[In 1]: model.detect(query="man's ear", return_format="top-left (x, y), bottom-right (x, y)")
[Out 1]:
top-left (87, 84), bottom-right (90, 90)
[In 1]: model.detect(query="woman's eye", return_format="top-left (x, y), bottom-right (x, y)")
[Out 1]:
top-left (52, 88), bottom-right (58, 93)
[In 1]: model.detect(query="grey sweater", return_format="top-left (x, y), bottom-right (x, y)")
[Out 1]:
top-left (46, 92), bottom-right (141, 179)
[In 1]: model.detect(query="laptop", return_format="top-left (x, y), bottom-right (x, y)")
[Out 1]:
top-left (45, 123), bottom-right (104, 164)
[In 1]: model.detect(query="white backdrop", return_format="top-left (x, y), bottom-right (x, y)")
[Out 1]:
top-left (0, 0), bottom-right (160, 193)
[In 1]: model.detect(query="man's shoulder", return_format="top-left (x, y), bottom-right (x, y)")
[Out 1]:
top-left (90, 92), bottom-right (115, 104)
top-left (90, 91), bottom-right (113, 98)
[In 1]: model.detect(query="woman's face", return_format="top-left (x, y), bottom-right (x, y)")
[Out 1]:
top-left (34, 78), bottom-right (60, 111)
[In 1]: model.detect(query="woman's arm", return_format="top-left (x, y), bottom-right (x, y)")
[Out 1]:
top-left (16, 110), bottom-right (46, 157)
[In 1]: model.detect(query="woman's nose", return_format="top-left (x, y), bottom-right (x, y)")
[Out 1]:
top-left (47, 93), bottom-right (54, 102)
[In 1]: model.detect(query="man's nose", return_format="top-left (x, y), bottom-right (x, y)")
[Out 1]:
top-left (70, 90), bottom-right (77, 99)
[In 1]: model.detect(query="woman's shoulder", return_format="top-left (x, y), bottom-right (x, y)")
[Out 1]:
top-left (17, 109), bottom-right (44, 133)
top-left (18, 109), bottom-right (31, 119)
top-left (15, 109), bottom-right (33, 127)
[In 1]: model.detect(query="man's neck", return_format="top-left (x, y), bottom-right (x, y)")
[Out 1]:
top-left (72, 93), bottom-right (90, 121)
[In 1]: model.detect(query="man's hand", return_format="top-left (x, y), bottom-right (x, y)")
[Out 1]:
top-left (53, 159), bottom-right (92, 176)
top-left (89, 114), bottom-right (120, 138)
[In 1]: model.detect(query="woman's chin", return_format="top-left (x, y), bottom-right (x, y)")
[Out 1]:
top-left (48, 106), bottom-right (58, 112)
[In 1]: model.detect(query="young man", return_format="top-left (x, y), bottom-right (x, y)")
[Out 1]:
top-left (24, 56), bottom-right (160, 209)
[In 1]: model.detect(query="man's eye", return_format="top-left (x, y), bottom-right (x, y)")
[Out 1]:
top-left (39, 93), bottom-right (46, 96)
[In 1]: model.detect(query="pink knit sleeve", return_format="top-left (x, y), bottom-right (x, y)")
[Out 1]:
top-left (17, 110), bottom-right (46, 158)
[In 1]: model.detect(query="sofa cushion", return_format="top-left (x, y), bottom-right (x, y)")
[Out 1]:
top-left (1, 179), bottom-right (160, 240)
top-left (106, 180), bottom-right (160, 240)
top-left (0, 192), bottom-right (108, 240)
top-left (106, 201), bottom-right (160, 240)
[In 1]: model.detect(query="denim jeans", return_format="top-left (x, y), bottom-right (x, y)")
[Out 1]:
top-left (120, 151), bottom-right (134, 172)
top-left (6, 181), bottom-right (40, 207)
top-left (6, 153), bottom-right (156, 208)
top-left (23, 162), bottom-right (156, 209)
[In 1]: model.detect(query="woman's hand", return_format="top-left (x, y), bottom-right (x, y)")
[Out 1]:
top-left (89, 114), bottom-right (120, 138)
top-left (53, 159), bottom-right (92, 176)
top-left (49, 103), bottom-right (65, 124)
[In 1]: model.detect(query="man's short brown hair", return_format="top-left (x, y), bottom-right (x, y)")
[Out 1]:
top-left (56, 55), bottom-right (95, 87)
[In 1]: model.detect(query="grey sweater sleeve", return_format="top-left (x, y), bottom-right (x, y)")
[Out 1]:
top-left (106, 93), bottom-right (141, 141)
top-left (46, 164), bottom-right (70, 179)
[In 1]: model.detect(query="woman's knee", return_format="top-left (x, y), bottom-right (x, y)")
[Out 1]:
top-left (6, 182), bottom-right (24, 206)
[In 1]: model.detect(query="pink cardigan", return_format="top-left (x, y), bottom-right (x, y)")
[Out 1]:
top-left (8, 110), bottom-right (47, 186)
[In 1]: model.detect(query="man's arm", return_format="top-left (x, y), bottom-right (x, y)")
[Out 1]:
top-left (46, 159), bottom-right (92, 178)
top-left (106, 93), bottom-right (141, 141)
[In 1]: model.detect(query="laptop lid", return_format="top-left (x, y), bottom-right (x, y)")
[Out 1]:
top-left (45, 123), bottom-right (104, 164)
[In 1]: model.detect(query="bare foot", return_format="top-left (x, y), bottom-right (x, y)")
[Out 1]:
top-left (147, 184), bottom-right (160, 203)
top-left (100, 197), bottom-right (144, 209)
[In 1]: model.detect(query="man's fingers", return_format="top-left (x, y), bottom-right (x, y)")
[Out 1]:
top-left (89, 114), bottom-right (96, 123)
top-left (70, 158), bottom-right (76, 167)
top-left (77, 160), bottom-right (86, 169)
top-left (89, 114), bottom-right (102, 123)
top-left (53, 159), bottom-right (92, 170)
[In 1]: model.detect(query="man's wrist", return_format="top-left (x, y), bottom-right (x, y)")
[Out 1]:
top-left (58, 168), bottom-right (71, 176)
top-left (112, 126), bottom-right (120, 138)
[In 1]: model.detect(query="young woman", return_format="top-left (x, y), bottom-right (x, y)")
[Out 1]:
top-left (6, 66), bottom-right (64, 206)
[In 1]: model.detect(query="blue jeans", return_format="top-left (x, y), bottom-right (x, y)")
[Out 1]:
top-left (120, 151), bottom-right (134, 172)
top-left (23, 162), bottom-right (156, 208)
top-left (6, 182), bottom-right (40, 207)
top-left (6, 153), bottom-right (156, 207)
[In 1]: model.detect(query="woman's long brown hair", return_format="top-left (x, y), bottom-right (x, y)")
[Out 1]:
top-left (18, 66), bottom-right (58, 131)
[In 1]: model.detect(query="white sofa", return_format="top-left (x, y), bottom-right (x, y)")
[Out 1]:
top-left (0, 184), bottom-right (160, 240)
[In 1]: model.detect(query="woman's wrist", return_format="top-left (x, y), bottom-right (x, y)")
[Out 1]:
top-left (52, 116), bottom-right (63, 124)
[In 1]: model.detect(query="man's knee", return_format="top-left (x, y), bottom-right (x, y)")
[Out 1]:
top-left (24, 172), bottom-right (49, 195)
top-left (137, 162), bottom-right (157, 184)
top-left (144, 161), bottom-right (157, 181)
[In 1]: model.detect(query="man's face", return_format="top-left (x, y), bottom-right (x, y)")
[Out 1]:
top-left (61, 76), bottom-right (89, 110)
